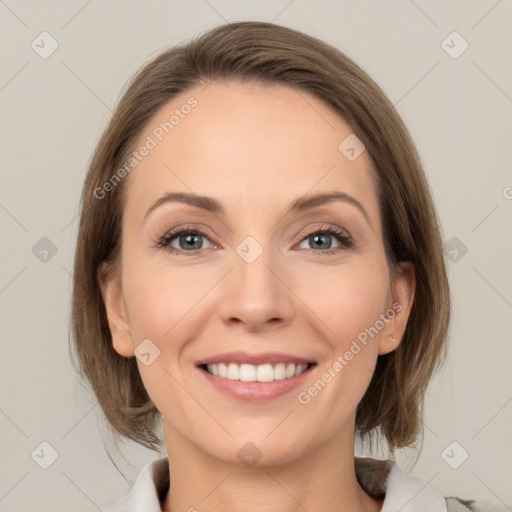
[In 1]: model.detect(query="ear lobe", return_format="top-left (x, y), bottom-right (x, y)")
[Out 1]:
top-left (97, 262), bottom-right (135, 358)
top-left (378, 261), bottom-right (416, 355)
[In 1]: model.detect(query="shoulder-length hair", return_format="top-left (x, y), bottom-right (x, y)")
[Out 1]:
top-left (71, 21), bottom-right (450, 456)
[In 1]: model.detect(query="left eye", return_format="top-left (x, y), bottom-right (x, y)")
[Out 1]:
top-left (297, 229), bottom-right (352, 251)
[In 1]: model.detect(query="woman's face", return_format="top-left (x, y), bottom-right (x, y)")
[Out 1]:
top-left (100, 81), bottom-right (414, 466)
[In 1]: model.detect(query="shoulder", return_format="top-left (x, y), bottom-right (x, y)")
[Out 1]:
top-left (445, 496), bottom-right (510, 512)
top-left (103, 456), bottom-right (169, 512)
top-left (355, 456), bottom-right (509, 512)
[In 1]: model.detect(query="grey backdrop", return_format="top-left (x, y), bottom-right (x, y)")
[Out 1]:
top-left (1, 0), bottom-right (511, 510)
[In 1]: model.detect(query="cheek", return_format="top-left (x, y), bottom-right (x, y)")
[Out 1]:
top-left (120, 254), bottom-right (217, 410)
top-left (122, 253), bottom-right (218, 344)
top-left (295, 262), bottom-right (389, 402)
top-left (297, 261), bottom-right (390, 346)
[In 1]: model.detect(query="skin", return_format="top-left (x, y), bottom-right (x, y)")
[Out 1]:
top-left (99, 81), bottom-right (415, 512)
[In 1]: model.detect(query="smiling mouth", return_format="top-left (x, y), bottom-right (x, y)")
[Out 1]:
top-left (199, 362), bottom-right (316, 382)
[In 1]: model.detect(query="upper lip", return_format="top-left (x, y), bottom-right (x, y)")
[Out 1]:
top-left (196, 351), bottom-right (315, 367)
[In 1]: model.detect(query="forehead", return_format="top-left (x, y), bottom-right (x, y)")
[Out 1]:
top-left (123, 80), bottom-right (379, 224)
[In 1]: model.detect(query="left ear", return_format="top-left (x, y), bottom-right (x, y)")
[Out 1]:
top-left (378, 261), bottom-right (416, 355)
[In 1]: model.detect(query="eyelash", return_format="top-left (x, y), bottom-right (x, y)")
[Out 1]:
top-left (156, 224), bottom-right (354, 256)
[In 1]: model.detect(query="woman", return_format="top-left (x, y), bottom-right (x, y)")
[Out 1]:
top-left (71, 21), bottom-right (502, 511)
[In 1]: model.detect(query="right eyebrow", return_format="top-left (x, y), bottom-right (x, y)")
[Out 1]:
top-left (144, 192), bottom-right (223, 222)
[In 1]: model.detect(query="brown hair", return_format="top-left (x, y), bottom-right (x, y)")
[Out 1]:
top-left (71, 21), bottom-right (450, 457)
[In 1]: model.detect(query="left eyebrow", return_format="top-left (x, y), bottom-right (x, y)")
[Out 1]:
top-left (143, 190), bottom-right (371, 226)
top-left (287, 191), bottom-right (370, 225)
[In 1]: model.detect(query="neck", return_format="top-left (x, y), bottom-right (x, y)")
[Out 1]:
top-left (162, 425), bottom-right (382, 512)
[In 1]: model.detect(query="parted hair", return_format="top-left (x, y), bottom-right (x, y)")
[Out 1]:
top-left (71, 21), bottom-right (450, 456)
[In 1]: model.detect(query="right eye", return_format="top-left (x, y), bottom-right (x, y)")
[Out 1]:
top-left (157, 227), bottom-right (216, 255)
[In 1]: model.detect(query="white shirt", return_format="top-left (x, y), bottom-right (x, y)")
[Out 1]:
top-left (103, 456), bottom-right (505, 512)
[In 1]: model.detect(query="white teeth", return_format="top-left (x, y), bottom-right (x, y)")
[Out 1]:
top-left (274, 363), bottom-right (286, 380)
top-left (257, 364), bottom-right (274, 382)
top-left (218, 363), bottom-right (227, 378)
top-left (239, 363), bottom-right (256, 382)
top-left (227, 363), bottom-right (239, 380)
top-left (205, 362), bottom-right (309, 382)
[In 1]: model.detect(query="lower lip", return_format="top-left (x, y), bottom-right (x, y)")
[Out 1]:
top-left (197, 365), bottom-right (315, 403)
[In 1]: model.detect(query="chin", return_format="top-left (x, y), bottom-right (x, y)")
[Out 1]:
top-left (197, 432), bottom-right (310, 469)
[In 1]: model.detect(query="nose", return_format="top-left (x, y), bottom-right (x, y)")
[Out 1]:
top-left (217, 241), bottom-right (295, 332)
